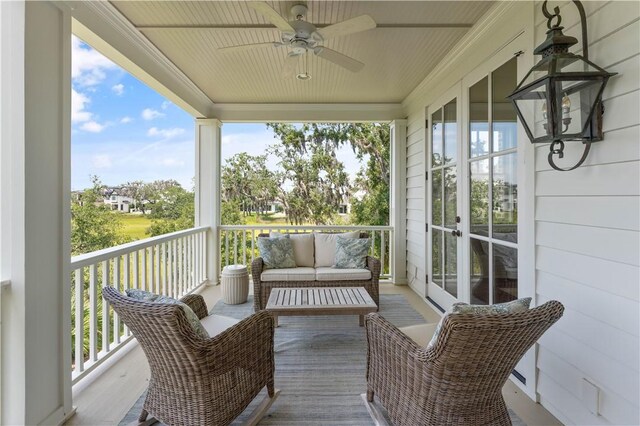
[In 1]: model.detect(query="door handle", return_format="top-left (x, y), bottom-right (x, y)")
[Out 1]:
top-left (451, 229), bottom-right (461, 237)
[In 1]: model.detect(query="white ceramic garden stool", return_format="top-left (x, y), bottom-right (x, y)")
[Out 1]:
top-left (221, 264), bottom-right (249, 305)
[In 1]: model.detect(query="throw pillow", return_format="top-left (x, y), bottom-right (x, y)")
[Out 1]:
top-left (154, 295), bottom-right (210, 339)
top-left (125, 289), bottom-right (210, 339)
top-left (313, 231), bottom-right (360, 267)
top-left (426, 298), bottom-right (532, 349)
top-left (334, 236), bottom-right (370, 269)
top-left (257, 236), bottom-right (297, 269)
top-left (270, 232), bottom-right (315, 267)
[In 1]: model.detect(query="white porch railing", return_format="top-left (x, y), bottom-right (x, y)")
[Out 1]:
top-left (70, 226), bottom-right (209, 384)
top-left (218, 225), bottom-right (394, 280)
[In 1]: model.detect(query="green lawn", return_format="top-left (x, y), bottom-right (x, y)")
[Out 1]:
top-left (118, 214), bottom-right (152, 241)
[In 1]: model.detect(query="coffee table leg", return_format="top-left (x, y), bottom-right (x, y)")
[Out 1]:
top-left (359, 315), bottom-right (364, 327)
top-left (273, 315), bottom-right (279, 327)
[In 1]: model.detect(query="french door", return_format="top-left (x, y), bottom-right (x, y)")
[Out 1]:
top-left (426, 84), bottom-right (462, 310)
top-left (426, 35), bottom-right (535, 392)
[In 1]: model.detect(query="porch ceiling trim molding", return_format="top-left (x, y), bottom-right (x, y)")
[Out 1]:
top-left (63, 0), bottom-right (216, 118)
top-left (211, 103), bottom-right (404, 123)
top-left (401, 1), bottom-right (522, 114)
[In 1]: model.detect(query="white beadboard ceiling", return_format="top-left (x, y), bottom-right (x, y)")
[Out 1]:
top-left (110, 1), bottom-right (495, 104)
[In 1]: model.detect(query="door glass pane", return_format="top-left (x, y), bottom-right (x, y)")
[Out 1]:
top-left (493, 153), bottom-right (517, 242)
top-left (444, 166), bottom-right (457, 228)
top-left (432, 229), bottom-right (443, 287)
top-left (444, 232), bottom-right (457, 297)
top-left (493, 244), bottom-right (518, 303)
top-left (492, 57), bottom-right (518, 152)
top-left (432, 169), bottom-right (442, 226)
top-left (431, 109), bottom-right (443, 166)
top-left (470, 159), bottom-right (489, 237)
top-left (470, 77), bottom-right (489, 157)
top-left (470, 238), bottom-right (489, 304)
top-left (444, 100), bottom-right (457, 164)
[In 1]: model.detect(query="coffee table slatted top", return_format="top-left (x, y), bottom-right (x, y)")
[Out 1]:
top-left (266, 287), bottom-right (377, 318)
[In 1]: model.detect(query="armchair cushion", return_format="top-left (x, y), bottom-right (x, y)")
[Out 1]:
top-left (257, 236), bottom-right (297, 269)
top-left (334, 236), bottom-right (370, 268)
top-left (200, 314), bottom-right (240, 337)
top-left (399, 322), bottom-right (438, 347)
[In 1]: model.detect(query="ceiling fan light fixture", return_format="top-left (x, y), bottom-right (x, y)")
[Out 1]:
top-left (296, 72), bottom-right (311, 81)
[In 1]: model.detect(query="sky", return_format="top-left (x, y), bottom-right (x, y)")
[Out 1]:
top-left (71, 36), bottom-right (363, 191)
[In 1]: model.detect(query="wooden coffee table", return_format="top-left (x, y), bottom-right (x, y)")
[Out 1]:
top-left (265, 287), bottom-right (377, 326)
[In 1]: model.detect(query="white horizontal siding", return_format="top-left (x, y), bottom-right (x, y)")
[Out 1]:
top-left (406, 110), bottom-right (425, 295)
top-left (534, 1), bottom-right (640, 424)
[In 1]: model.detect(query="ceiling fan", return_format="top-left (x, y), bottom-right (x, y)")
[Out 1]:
top-left (219, 2), bottom-right (376, 78)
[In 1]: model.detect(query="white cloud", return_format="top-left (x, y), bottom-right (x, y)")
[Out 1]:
top-left (72, 36), bottom-right (118, 87)
top-left (141, 108), bottom-right (165, 121)
top-left (120, 116), bottom-right (132, 124)
top-left (81, 121), bottom-right (106, 133)
top-left (91, 154), bottom-right (112, 169)
top-left (72, 89), bottom-right (92, 123)
top-left (111, 84), bottom-right (124, 96)
top-left (161, 158), bottom-right (185, 167)
top-left (147, 127), bottom-right (185, 139)
top-left (161, 101), bottom-right (172, 110)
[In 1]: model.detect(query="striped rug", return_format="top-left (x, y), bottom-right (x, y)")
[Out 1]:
top-left (121, 295), bottom-right (526, 425)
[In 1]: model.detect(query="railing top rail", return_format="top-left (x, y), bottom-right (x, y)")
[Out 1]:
top-left (71, 226), bottom-right (210, 269)
top-left (218, 225), bottom-right (393, 231)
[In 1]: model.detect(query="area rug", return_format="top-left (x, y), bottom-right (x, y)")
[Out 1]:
top-left (120, 295), bottom-right (526, 425)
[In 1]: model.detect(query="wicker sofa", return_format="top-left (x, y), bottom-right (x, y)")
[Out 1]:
top-left (251, 232), bottom-right (381, 312)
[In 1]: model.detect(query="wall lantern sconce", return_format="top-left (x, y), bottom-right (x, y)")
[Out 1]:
top-left (508, 1), bottom-right (616, 171)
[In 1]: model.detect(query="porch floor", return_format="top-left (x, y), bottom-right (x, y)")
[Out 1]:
top-left (66, 283), bottom-right (561, 426)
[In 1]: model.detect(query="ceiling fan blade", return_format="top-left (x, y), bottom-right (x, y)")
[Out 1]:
top-left (282, 54), bottom-right (300, 78)
top-left (218, 42), bottom-right (280, 53)
top-left (248, 2), bottom-right (295, 33)
top-left (316, 15), bottom-right (376, 40)
top-left (314, 47), bottom-right (364, 72)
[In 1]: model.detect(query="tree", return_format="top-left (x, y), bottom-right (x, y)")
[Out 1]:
top-left (222, 153), bottom-right (278, 216)
top-left (266, 123), bottom-right (390, 226)
top-left (147, 185), bottom-right (195, 237)
top-left (71, 176), bottom-right (128, 255)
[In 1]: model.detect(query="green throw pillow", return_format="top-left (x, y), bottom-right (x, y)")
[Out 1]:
top-left (257, 236), bottom-right (296, 269)
top-left (426, 297), bottom-right (532, 349)
top-left (125, 289), bottom-right (209, 339)
top-left (334, 236), bottom-right (370, 269)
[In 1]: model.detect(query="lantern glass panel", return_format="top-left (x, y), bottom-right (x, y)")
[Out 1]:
top-left (512, 80), bottom-right (550, 140)
top-left (555, 78), bottom-right (606, 139)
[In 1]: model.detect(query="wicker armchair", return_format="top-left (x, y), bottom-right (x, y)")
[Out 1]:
top-left (364, 300), bottom-right (564, 426)
top-left (102, 286), bottom-right (278, 426)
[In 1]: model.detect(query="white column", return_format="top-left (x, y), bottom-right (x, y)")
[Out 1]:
top-left (1, 1), bottom-right (73, 424)
top-left (390, 120), bottom-right (408, 285)
top-left (195, 119), bottom-right (222, 285)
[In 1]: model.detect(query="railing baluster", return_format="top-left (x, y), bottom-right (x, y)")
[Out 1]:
top-left (149, 245), bottom-right (155, 293)
top-left (113, 256), bottom-right (120, 344)
top-left (225, 231), bottom-right (229, 269)
top-left (381, 230), bottom-right (386, 277)
top-left (141, 248), bottom-right (147, 291)
top-left (89, 264), bottom-right (98, 362)
top-left (153, 244), bottom-right (160, 294)
top-left (101, 260), bottom-right (110, 354)
top-left (123, 253), bottom-right (130, 336)
top-left (133, 250), bottom-right (139, 290)
top-left (161, 243), bottom-right (167, 295)
top-left (182, 237), bottom-right (187, 296)
top-left (234, 230), bottom-right (238, 265)
top-left (251, 229), bottom-right (255, 265)
top-left (74, 269), bottom-right (84, 374)
top-left (173, 239), bottom-right (178, 298)
top-left (242, 230), bottom-right (247, 267)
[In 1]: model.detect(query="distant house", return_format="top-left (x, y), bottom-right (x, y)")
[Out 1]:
top-left (102, 187), bottom-right (134, 213)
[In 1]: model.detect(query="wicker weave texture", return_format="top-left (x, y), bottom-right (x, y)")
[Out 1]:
top-left (365, 300), bottom-right (564, 426)
top-left (103, 286), bottom-right (276, 426)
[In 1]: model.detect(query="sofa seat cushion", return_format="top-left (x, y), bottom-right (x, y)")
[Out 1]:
top-left (315, 267), bottom-right (372, 281)
top-left (261, 267), bottom-right (316, 282)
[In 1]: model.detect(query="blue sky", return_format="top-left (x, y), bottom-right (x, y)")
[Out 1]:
top-left (71, 36), bottom-right (362, 191)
